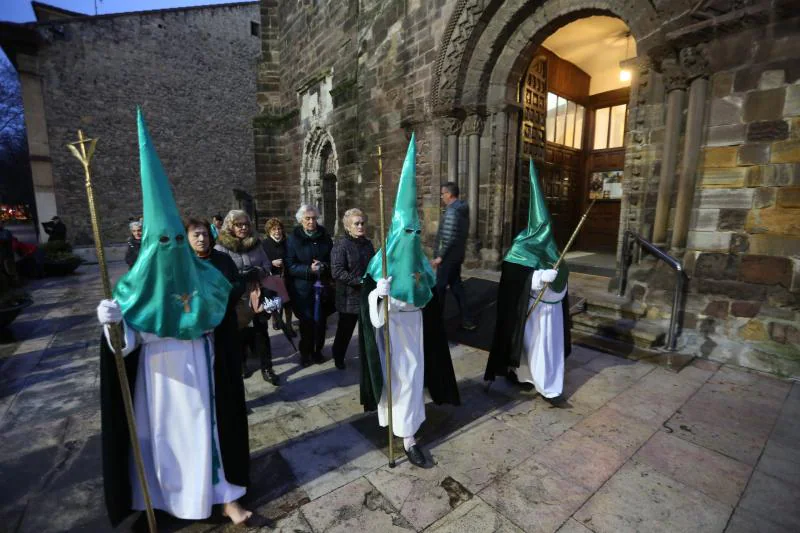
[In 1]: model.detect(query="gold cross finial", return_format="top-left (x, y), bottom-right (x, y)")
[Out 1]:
top-left (67, 129), bottom-right (99, 174)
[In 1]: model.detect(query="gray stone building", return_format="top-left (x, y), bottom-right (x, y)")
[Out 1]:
top-left (253, 0), bottom-right (800, 375)
top-left (1, 1), bottom-right (262, 244)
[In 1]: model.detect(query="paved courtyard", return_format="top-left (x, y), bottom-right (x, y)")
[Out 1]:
top-left (0, 263), bottom-right (798, 532)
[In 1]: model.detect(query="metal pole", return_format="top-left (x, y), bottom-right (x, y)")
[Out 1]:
top-left (668, 266), bottom-right (684, 352)
top-left (68, 130), bottom-right (157, 533)
top-left (618, 230), bottom-right (630, 297)
top-left (377, 146), bottom-right (396, 468)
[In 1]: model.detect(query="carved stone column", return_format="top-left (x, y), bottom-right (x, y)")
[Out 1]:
top-left (439, 117), bottom-right (462, 184)
top-left (671, 44), bottom-right (710, 253)
top-left (462, 114), bottom-right (484, 239)
top-left (652, 55), bottom-right (687, 248)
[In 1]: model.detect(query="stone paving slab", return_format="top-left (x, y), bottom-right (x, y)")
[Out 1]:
top-left (737, 471), bottom-right (800, 531)
top-left (424, 497), bottom-right (525, 532)
top-left (635, 430), bottom-right (752, 507)
top-left (1, 264), bottom-right (799, 533)
top-left (574, 461), bottom-right (733, 533)
top-left (365, 462), bottom-right (471, 530)
top-left (479, 457), bottom-right (592, 533)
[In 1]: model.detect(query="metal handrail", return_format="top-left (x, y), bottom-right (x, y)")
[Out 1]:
top-left (618, 230), bottom-right (686, 352)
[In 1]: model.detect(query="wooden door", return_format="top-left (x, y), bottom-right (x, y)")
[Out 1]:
top-left (577, 88), bottom-right (629, 252)
top-left (514, 55), bottom-right (547, 236)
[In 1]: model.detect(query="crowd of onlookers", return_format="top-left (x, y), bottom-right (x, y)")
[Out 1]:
top-left (124, 204), bottom-right (377, 385)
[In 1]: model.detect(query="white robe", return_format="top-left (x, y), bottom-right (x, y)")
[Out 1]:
top-left (368, 291), bottom-right (426, 438)
top-left (515, 271), bottom-right (567, 398)
top-left (107, 323), bottom-right (246, 520)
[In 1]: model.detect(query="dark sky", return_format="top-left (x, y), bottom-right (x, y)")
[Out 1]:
top-left (1, 0), bottom-right (246, 23)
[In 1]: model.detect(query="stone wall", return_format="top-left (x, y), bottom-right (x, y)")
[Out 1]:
top-left (631, 14), bottom-right (800, 376)
top-left (253, 0), bottom-right (455, 244)
top-left (30, 3), bottom-right (261, 244)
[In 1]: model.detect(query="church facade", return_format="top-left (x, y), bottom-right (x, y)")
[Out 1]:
top-left (254, 0), bottom-right (800, 375)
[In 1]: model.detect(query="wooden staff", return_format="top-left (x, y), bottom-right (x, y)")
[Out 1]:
top-left (376, 145), bottom-right (396, 468)
top-left (68, 130), bottom-right (157, 533)
top-left (526, 199), bottom-right (596, 320)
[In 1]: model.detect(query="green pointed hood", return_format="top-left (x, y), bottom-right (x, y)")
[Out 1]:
top-left (113, 108), bottom-right (231, 339)
top-left (366, 133), bottom-right (435, 307)
top-left (504, 158), bottom-right (568, 292)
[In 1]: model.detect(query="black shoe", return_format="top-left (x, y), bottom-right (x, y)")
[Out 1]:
top-left (334, 358), bottom-right (346, 370)
top-left (262, 368), bottom-right (280, 386)
top-left (300, 355), bottom-right (312, 368)
top-left (272, 318), bottom-right (280, 331)
top-left (505, 370), bottom-right (520, 385)
top-left (404, 444), bottom-right (430, 468)
top-left (286, 325), bottom-right (297, 338)
top-left (312, 352), bottom-right (326, 364)
top-left (544, 394), bottom-right (567, 407)
top-left (460, 321), bottom-right (478, 331)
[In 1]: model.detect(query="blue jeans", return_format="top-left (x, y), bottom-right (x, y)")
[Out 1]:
top-left (435, 260), bottom-right (473, 323)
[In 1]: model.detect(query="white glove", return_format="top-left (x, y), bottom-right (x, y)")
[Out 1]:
top-left (97, 299), bottom-right (122, 325)
top-left (541, 269), bottom-right (558, 283)
top-left (263, 296), bottom-right (282, 314)
top-left (376, 276), bottom-right (392, 298)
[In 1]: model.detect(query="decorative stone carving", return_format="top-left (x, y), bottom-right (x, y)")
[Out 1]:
top-left (679, 44), bottom-right (710, 81)
top-left (438, 117), bottom-right (462, 136)
top-left (461, 114), bottom-right (484, 136)
top-left (433, 0), bottom-right (486, 109)
top-left (661, 56), bottom-right (688, 92)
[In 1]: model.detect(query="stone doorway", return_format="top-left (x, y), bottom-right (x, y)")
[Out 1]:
top-left (516, 16), bottom-right (636, 254)
top-left (301, 127), bottom-right (339, 234)
top-left (431, 0), bottom-right (657, 267)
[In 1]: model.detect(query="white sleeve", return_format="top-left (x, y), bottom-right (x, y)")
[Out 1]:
top-left (102, 320), bottom-right (139, 357)
top-left (531, 270), bottom-right (545, 292)
top-left (368, 289), bottom-right (386, 329)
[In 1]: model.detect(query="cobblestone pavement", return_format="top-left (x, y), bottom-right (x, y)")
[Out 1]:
top-left (1, 263), bottom-right (798, 532)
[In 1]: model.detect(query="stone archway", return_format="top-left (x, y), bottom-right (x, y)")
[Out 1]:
top-left (431, 0), bottom-right (661, 262)
top-left (301, 126), bottom-right (339, 233)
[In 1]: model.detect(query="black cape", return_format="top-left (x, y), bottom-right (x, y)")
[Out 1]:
top-left (484, 261), bottom-right (572, 382)
top-left (358, 275), bottom-right (460, 412)
top-left (100, 251), bottom-right (249, 527)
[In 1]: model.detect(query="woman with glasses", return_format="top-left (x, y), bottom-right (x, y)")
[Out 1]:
top-left (215, 210), bottom-right (281, 385)
top-left (330, 208), bottom-right (374, 370)
top-left (285, 204), bottom-right (333, 367)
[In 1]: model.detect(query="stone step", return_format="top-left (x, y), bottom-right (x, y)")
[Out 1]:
top-left (569, 273), bottom-right (647, 320)
top-left (571, 329), bottom-right (695, 371)
top-left (571, 312), bottom-right (669, 349)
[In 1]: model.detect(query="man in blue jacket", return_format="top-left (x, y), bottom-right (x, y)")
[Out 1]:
top-left (432, 182), bottom-right (476, 330)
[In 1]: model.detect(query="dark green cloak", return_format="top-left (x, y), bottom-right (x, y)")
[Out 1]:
top-left (358, 275), bottom-right (460, 412)
top-left (484, 261), bottom-right (572, 382)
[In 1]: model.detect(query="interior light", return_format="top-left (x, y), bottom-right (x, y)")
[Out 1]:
top-left (619, 32), bottom-right (632, 83)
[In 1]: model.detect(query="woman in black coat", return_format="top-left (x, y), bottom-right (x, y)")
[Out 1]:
top-left (331, 208), bottom-right (374, 370)
top-left (262, 217), bottom-right (295, 336)
top-left (285, 204), bottom-right (333, 367)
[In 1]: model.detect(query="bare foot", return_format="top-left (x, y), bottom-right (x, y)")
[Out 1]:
top-left (222, 501), bottom-right (253, 525)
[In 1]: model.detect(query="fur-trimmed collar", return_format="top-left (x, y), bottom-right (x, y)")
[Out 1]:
top-left (216, 230), bottom-right (260, 253)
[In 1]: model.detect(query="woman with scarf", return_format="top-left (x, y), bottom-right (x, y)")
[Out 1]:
top-left (285, 204), bottom-right (333, 368)
top-left (214, 210), bottom-right (281, 386)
